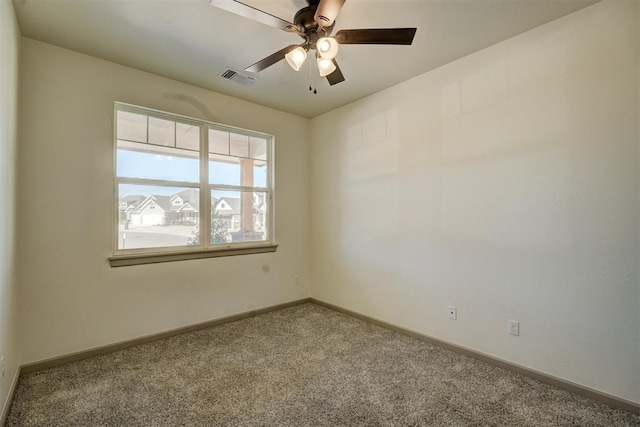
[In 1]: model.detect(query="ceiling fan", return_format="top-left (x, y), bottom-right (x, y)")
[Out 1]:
top-left (209, 0), bottom-right (417, 87)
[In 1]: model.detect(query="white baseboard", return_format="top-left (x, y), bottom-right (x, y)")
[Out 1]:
top-left (4, 298), bottom-right (312, 425)
top-left (5, 297), bottom-right (638, 421)
top-left (1, 366), bottom-right (20, 426)
top-left (310, 298), bottom-right (640, 415)
top-left (20, 297), bottom-right (311, 375)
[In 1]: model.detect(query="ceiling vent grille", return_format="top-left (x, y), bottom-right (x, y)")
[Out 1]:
top-left (218, 68), bottom-right (257, 86)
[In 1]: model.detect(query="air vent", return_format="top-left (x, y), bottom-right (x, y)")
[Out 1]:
top-left (218, 68), bottom-right (258, 86)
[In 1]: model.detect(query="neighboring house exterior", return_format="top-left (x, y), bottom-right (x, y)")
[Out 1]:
top-left (118, 190), bottom-right (267, 232)
top-left (132, 195), bottom-right (171, 226)
top-left (169, 189), bottom-right (199, 225)
top-left (214, 197), bottom-right (240, 230)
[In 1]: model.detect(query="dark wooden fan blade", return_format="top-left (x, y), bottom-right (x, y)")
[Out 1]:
top-left (335, 28), bottom-right (417, 45)
top-left (314, 0), bottom-right (346, 28)
top-left (210, 0), bottom-right (298, 32)
top-left (244, 45), bottom-right (299, 73)
top-left (326, 60), bottom-right (345, 86)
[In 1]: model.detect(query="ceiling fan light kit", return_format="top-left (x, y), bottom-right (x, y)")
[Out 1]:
top-left (285, 46), bottom-right (308, 71)
top-left (316, 36), bottom-right (339, 60)
top-left (317, 57), bottom-right (337, 77)
top-left (209, 0), bottom-right (417, 87)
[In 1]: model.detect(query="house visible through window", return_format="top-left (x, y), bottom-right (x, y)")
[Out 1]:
top-left (114, 103), bottom-right (273, 256)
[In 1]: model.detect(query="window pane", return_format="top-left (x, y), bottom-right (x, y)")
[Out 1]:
top-left (253, 160), bottom-right (267, 187)
top-left (118, 184), bottom-right (200, 250)
top-left (249, 136), bottom-right (268, 160)
top-left (209, 154), bottom-right (240, 185)
top-left (211, 190), bottom-right (268, 244)
top-left (117, 111), bottom-right (147, 143)
top-left (209, 155), bottom-right (263, 186)
top-left (230, 133), bottom-right (249, 157)
top-left (176, 123), bottom-right (199, 151)
top-left (148, 117), bottom-right (175, 147)
top-left (114, 105), bottom-right (275, 257)
top-left (117, 140), bottom-right (199, 182)
top-left (209, 129), bottom-right (229, 155)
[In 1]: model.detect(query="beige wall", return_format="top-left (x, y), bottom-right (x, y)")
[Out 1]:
top-left (17, 38), bottom-right (311, 364)
top-left (310, 0), bottom-right (639, 402)
top-left (8, 0), bottom-right (640, 409)
top-left (0, 0), bottom-right (20, 418)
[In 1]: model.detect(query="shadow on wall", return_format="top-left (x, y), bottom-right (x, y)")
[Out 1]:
top-left (162, 93), bottom-right (216, 122)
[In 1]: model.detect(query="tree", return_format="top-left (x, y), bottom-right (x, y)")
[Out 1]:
top-left (210, 201), bottom-right (230, 244)
top-left (187, 200), bottom-right (230, 245)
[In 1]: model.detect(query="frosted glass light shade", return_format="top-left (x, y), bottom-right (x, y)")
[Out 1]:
top-left (317, 57), bottom-right (336, 77)
top-left (317, 37), bottom-right (339, 59)
top-left (285, 47), bottom-right (307, 71)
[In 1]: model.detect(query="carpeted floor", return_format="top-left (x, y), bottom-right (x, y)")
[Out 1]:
top-left (6, 303), bottom-right (640, 426)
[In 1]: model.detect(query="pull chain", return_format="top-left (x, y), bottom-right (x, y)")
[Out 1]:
top-left (306, 51), bottom-right (318, 95)
top-left (308, 51), bottom-right (313, 92)
top-left (313, 54), bottom-right (318, 95)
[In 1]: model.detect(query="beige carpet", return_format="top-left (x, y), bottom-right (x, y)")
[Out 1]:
top-left (7, 303), bottom-right (640, 426)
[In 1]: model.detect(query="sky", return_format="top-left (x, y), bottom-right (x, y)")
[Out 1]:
top-left (118, 150), bottom-right (267, 198)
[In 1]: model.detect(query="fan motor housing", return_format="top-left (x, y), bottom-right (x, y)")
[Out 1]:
top-left (294, 6), bottom-right (334, 35)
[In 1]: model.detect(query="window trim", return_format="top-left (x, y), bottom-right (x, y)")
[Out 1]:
top-left (110, 102), bottom-right (276, 266)
top-left (108, 244), bottom-right (279, 267)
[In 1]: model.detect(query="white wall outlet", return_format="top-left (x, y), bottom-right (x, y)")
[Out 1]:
top-left (294, 275), bottom-right (300, 286)
top-left (508, 319), bottom-right (520, 336)
top-left (0, 355), bottom-right (5, 378)
top-left (447, 306), bottom-right (457, 320)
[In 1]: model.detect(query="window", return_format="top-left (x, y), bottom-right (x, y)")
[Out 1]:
top-left (110, 103), bottom-right (275, 266)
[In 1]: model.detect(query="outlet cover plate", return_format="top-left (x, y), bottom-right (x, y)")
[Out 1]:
top-left (448, 306), bottom-right (457, 320)
top-left (508, 319), bottom-right (520, 336)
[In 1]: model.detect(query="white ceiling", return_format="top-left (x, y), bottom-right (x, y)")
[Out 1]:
top-left (13, 0), bottom-right (598, 118)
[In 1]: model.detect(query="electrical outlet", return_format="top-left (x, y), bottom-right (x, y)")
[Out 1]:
top-left (508, 320), bottom-right (520, 336)
top-left (447, 306), bottom-right (457, 320)
top-left (294, 275), bottom-right (300, 286)
top-left (1, 355), bottom-right (5, 378)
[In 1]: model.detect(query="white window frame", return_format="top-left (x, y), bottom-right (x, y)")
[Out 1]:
top-left (109, 103), bottom-right (277, 267)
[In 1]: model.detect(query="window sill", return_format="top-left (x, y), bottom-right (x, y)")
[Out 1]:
top-left (108, 244), bottom-right (278, 267)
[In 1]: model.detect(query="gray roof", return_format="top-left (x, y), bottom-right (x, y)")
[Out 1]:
top-left (173, 189), bottom-right (199, 203)
top-left (119, 195), bottom-right (145, 211)
top-left (128, 195), bottom-right (171, 213)
top-left (217, 197), bottom-right (240, 213)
